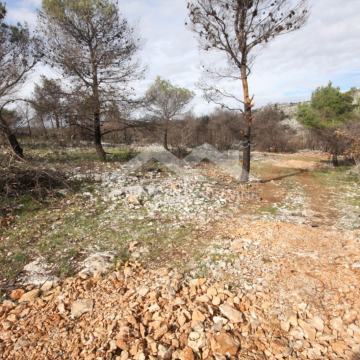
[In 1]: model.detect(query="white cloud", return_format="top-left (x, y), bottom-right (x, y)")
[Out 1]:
top-left (6, 0), bottom-right (360, 115)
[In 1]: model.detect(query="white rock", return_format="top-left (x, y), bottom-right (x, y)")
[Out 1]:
top-left (71, 299), bottom-right (93, 319)
top-left (309, 316), bottom-right (324, 332)
top-left (330, 317), bottom-right (343, 333)
top-left (219, 304), bottom-right (243, 323)
top-left (79, 252), bottom-right (115, 277)
top-left (138, 286), bottom-right (149, 297)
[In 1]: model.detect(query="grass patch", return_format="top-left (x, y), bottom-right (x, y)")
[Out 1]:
top-left (257, 204), bottom-right (279, 215)
top-left (311, 167), bottom-right (359, 186)
top-left (27, 147), bottom-right (138, 164)
top-left (0, 189), bottom-right (198, 288)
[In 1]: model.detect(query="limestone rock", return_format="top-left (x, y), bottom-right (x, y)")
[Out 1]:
top-left (179, 346), bottom-right (195, 360)
top-left (70, 299), bottom-right (94, 319)
top-left (18, 289), bottom-right (40, 303)
top-left (10, 289), bottom-right (25, 301)
top-left (219, 304), bottom-right (243, 323)
top-left (210, 332), bottom-right (240, 356)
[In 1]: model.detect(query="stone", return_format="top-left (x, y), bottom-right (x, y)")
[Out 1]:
top-left (179, 346), bottom-right (195, 360)
top-left (332, 341), bottom-right (348, 355)
top-left (289, 327), bottom-right (305, 340)
top-left (330, 317), bottom-right (343, 333)
top-left (70, 299), bottom-right (93, 319)
top-left (280, 320), bottom-right (291, 332)
top-left (178, 313), bottom-right (187, 327)
top-left (138, 286), bottom-right (149, 297)
top-left (299, 319), bottom-right (316, 341)
top-left (154, 324), bottom-right (167, 340)
top-left (79, 252), bottom-right (115, 277)
top-left (212, 296), bottom-right (221, 306)
top-left (196, 295), bottom-right (210, 303)
top-left (270, 338), bottom-right (289, 355)
top-left (19, 289), bottom-right (40, 303)
top-left (41, 280), bottom-right (55, 292)
top-left (306, 347), bottom-right (322, 359)
top-left (120, 350), bottom-right (129, 360)
top-left (116, 338), bottom-right (129, 351)
top-left (188, 331), bottom-right (206, 352)
top-left (219, 304), bottom-right (243, 323)
top-left (10, 289), bottom-right (25, 301)
top-left (343, 310), bottom-right (357, 324)
top-left (210, 332), bottom-right (240, 356)
top-left (158, 344), bottom-right (172, 359)
top-left (207, 287), bottom-right (217, 297)
top-left (192, 309), bottom-right (206, 324)
top-left (309, 316), bottom-right (324, 332)
top-left (213, 316), bottom-right (228, 332)
top-left (21, 258), bottom-right (59, 287)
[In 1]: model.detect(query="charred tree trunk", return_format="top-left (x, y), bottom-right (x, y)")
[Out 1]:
top-left (163, 118), bottom-right (170, 150)
top-left (7, 132), bottom-right (24, 158)
top-left (55, 114), bottom-right (60, 129)
top-left (90, 47), bottom-right (106, 162)
top-left (332, 153), bottom-right (339, 167)
top-left (0, 113), bottom-right (24, 158)
top-left (92, 82), bottom-right (106, 161)
top-left (94, 110), bottom-right (106, 161)
top-left (240, 64), bottom-right (252, 182)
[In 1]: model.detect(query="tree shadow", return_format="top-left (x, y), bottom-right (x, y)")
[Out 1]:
top-left (255, 169), bottom-right (309, 184)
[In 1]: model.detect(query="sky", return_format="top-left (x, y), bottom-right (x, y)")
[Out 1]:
top-left (5, 0), bottom-right (360, 115)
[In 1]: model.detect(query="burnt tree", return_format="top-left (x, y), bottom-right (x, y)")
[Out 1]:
top-left (39, 0), bottom-right (143, 160)
top-left (187, 0), bottom-right (309, 181)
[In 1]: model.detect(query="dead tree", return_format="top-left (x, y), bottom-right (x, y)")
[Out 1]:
top-left (187, 0), bottom-right (309, 181)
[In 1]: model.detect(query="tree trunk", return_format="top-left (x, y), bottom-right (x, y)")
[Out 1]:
top-left (163, 119), bottom-right (169, 150)
top-left (94, 111), bottom-right (106, 161)
top-left (332, 153), bottom-right (339, 167)
top-left (92, 85), bottom-right (106, 161)
top-left (27, 120), bottom-right (32, 138)
top-left (55, 114), bottom-right (60, 129)
top-left (7, 132), bottom-right (24, 158)
top-left (39, 115), bottom-right (49, 139)
top-left (0, 114), bottom-right (24, 158)
top-left (241, 122), bottom-right (251, 182)
top-left (90, 48), bottom-right (106, 162)
top-left (240, 65), bottom-right (253, 182)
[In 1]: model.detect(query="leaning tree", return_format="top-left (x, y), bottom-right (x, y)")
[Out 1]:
top-left (187, 0), bottom-right (309, 181)
top-left (38, 0), bottom-right (143, 160)
top-left (0, 2), bottom-right (38, 158)
top-left (145, 77), bottom-right (194, 150)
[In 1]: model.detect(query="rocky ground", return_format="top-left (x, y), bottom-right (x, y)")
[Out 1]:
top-left (0, 147), bottom-right (360, 359)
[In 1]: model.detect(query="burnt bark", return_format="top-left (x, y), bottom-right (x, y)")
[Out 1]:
top-left (240, 65), bottom-right (252, 182)
top-left (91, 55), bottom-right (106, 161)
top-left (7, 132), bottom-right (24, 158)
top-left (94, 111), bottom-right (106, 161)
top-left (163, 119), bottom-right (170, 150)
top-left (0, 113), bottom-right (24, 158)
top-left (332, 153), bottom-right (339, 167)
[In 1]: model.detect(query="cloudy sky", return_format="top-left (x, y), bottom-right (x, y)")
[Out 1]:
top-left (6, 0), bottom-right (360, 115)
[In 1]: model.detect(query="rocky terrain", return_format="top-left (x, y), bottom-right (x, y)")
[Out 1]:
top-left (0, 149), bottom-right (360, 359)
